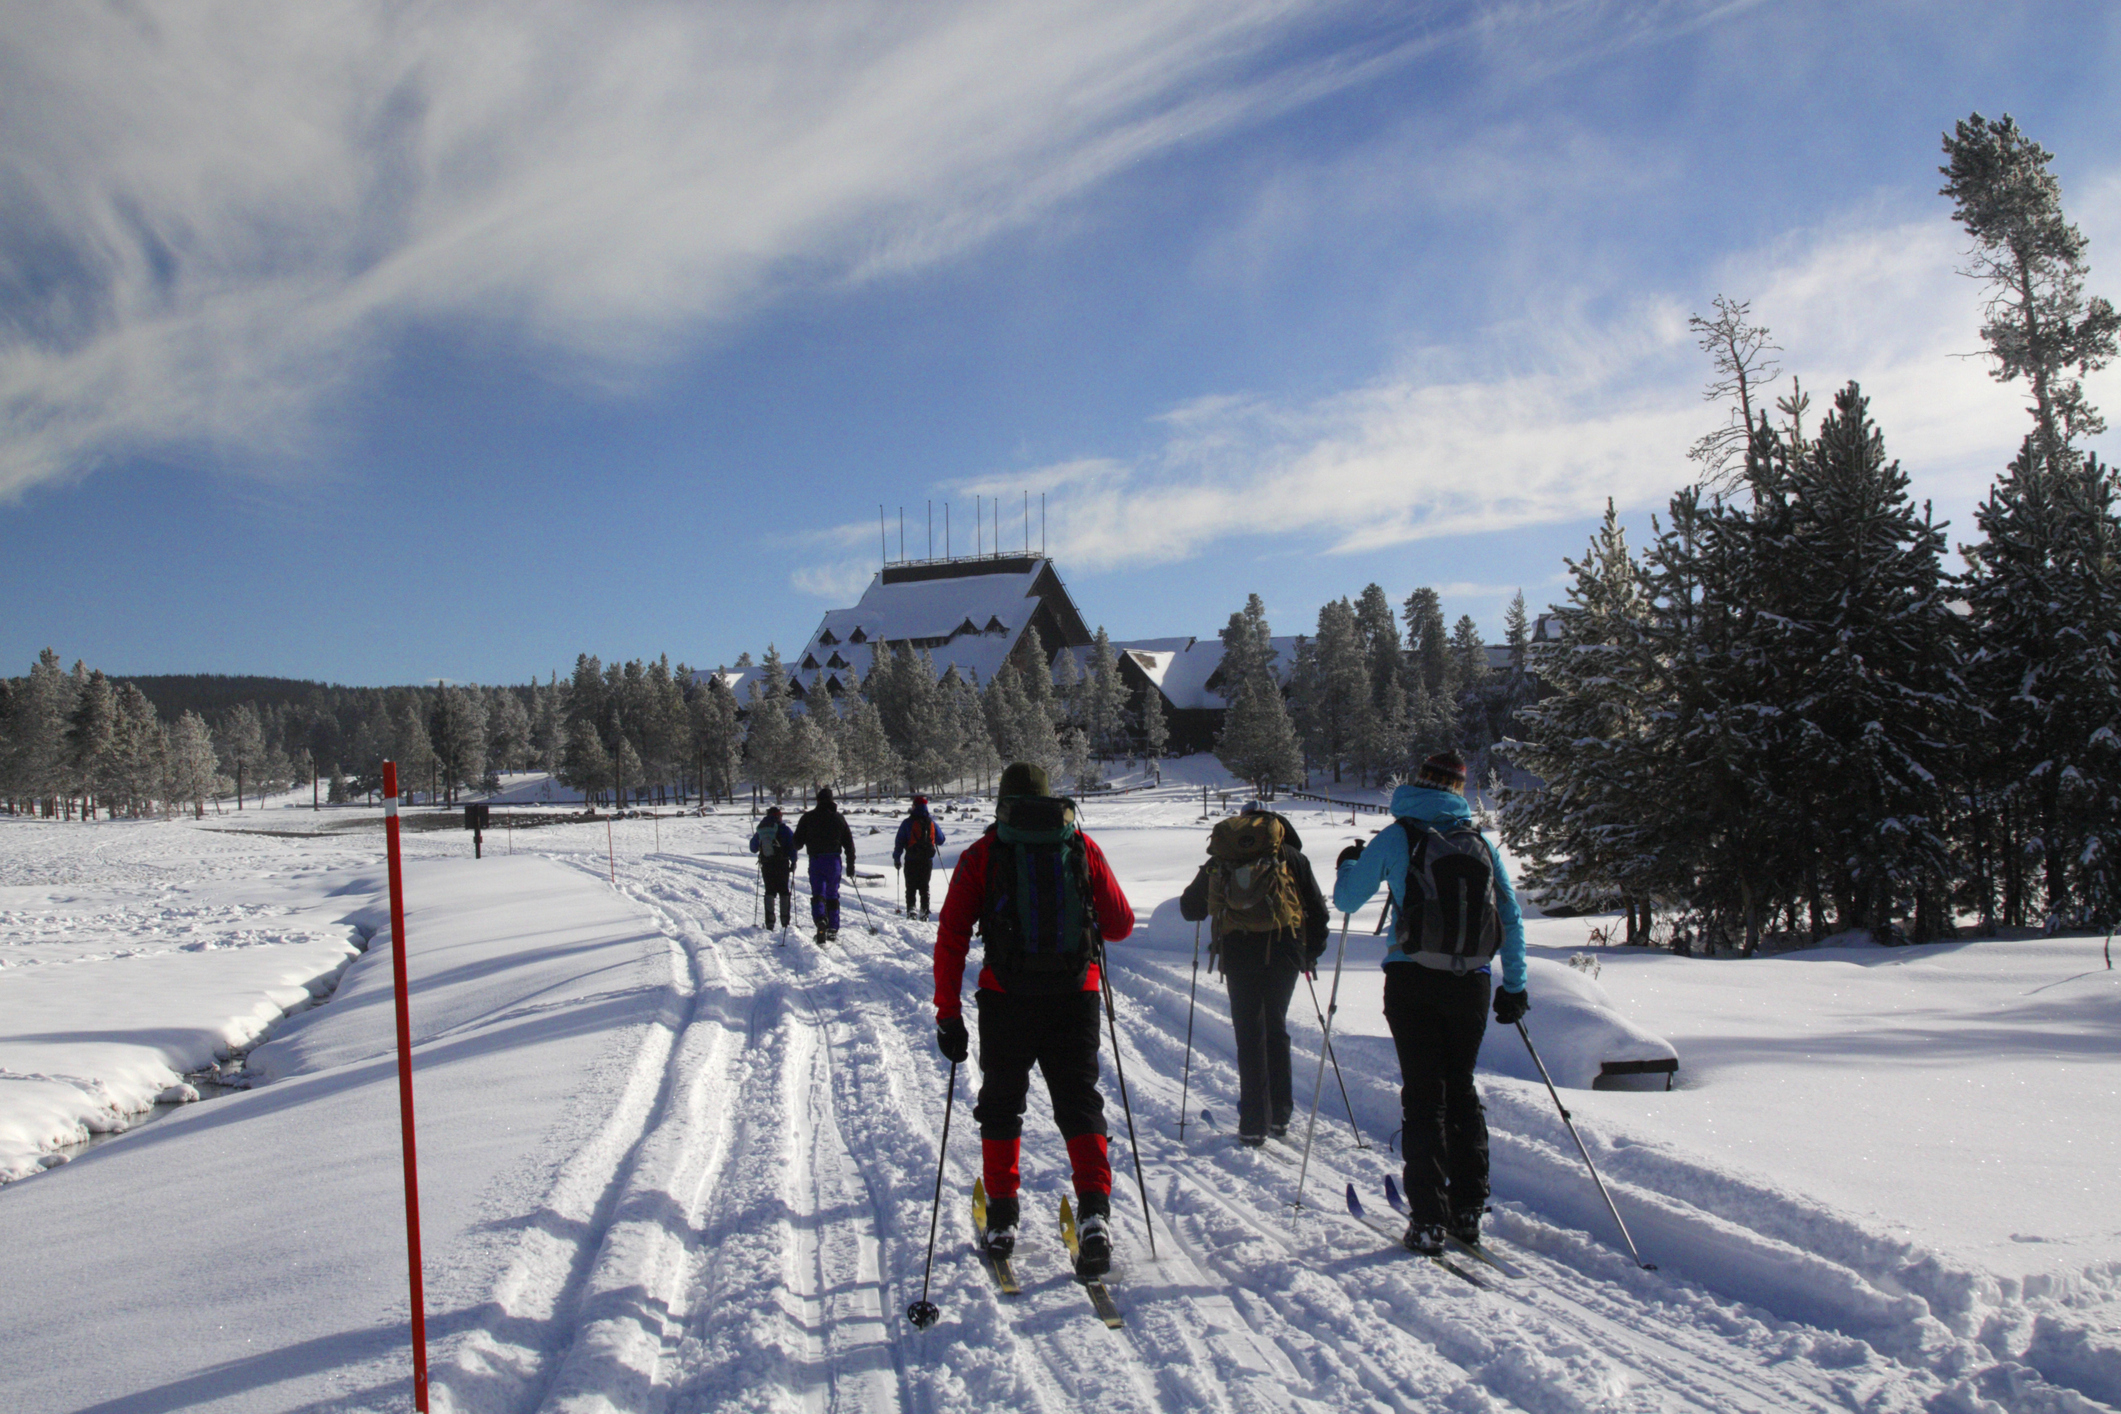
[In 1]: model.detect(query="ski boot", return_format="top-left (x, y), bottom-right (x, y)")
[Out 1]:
top-left (980, 1193), bottom-right (1019, 1258)
top-left (1237, 1131), bottom-right (1266, 1149)
top-left (1402, 1222), bottom-right (1445, 1257)
top-left (1073, 1191), bottom-right (1113, 1279)
top-left (1448, 1204), bottom-right (1486, 1249)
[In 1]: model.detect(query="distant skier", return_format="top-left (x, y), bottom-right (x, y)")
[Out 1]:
top-left (893, 795), bottom-right (946, 920)
top-left (790, 787), bottom-right (856, 943)
top-left (749, 805), bottom-right (795, 930)
top-left (1178, 806), bottom-right (1329, 1145)
top-left (933, 762), bottom-right (1135, 1278)
top-left (1333, 751), bottom-right (1527, 1257)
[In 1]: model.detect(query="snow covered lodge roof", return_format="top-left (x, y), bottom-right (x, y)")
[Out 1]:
top-left (1058, 635), bottom-right (1298, 713)
top-left (776, 556), bottom-right (1094, 700)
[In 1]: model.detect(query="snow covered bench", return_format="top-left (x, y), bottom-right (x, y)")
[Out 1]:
top-left (1479, 956), bottom-right (1680, 1090)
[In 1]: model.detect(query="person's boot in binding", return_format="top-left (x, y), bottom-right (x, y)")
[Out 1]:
top-left (1073, 1190), bottom-right (1112, 1279)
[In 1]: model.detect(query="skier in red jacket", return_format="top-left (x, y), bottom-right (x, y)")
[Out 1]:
top-left (933, 761), bottom-right (1134, 1277)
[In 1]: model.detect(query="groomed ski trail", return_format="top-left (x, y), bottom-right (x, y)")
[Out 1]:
top-left (428, 821), bottom-right (2114, 1414)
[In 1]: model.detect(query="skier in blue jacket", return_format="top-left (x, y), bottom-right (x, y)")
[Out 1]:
top-left (1334, 750), bottom-right (1528, 1257)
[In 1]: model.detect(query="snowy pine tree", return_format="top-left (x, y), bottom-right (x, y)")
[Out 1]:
top-left (744, 647), bottom-right (798, 801)
top-left (1214, 595), bottom-right (1302, 795)
top-left (1085, 628), bottom-right (1129, 759)
top-left (168, 711), bottom-right (218, 819)
top-left (561, 721), bottom-right (613, 806)
top-left (1504, 502), bottom-right (1661, 934)
top-left (1962, 448), bottom-right (2121, 926)
top-left (218, 703), bottom-right (265, 811)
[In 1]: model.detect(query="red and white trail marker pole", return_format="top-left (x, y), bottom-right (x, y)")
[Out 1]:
top-left (381, 762), bottom-right (431, 1411)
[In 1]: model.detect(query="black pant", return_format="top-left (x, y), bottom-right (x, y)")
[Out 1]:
top-left (1223, 947), bottom-right (1300, 1137)
top-left (903, 857), bottom-right (933, 913)
top-left (761, 862), bottom-right (792, 927)
top-left (1383, 963), bottom-right (1491, 1225)
top-left (972, 989), bottom-right (1106, 1141)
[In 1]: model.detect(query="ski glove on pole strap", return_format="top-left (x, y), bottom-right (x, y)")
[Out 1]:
top-left (1494, 988), bottom-right (1529, 1025)
top-left (937, 1016), bottom-right (970, 1064)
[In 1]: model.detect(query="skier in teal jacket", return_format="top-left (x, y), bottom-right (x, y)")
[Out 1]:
top-left (1333, 751), bottom-right (1528, 1257)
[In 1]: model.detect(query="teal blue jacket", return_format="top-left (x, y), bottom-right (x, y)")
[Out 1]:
top-left (1331, 785), bottom-right (1528, 993)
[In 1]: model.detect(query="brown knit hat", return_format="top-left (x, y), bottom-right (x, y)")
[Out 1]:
top-left (1414, 750), bottom-right (1467, 795)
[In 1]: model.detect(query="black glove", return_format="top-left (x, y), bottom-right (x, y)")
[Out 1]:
top-left (1493, 988), bottom-right (1529, 1025)
top-left (937, 1016), bottom-right (969, 1064)
top-left (1336, 843), bottom-right (1363, 870)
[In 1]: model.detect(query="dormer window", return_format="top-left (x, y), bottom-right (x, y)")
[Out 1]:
top-left (818, 630), bottom-right (838, 646)
top-left (984, 616), bottom-right (1006, 634)
top-left (801, 653), bottom-right (820, 670)
top-left (954, 617), bottom-right (979, 638)
top-left (848, 627), bottom-right (868, 644)
top-left (827, 652), bottom-right (848, 669)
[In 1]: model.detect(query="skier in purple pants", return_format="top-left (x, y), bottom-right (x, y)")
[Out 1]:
top-left (790, 786), bottom-right (857, 944)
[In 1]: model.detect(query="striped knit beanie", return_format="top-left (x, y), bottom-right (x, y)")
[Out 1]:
top-left (1413, 751), bottom-right (1467, 796)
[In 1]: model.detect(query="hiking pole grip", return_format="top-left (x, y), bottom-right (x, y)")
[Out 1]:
top-left (1516, 1020), bottom-right (1655, 1270)
top-left (907, 1059), bottom-right (958, 1330)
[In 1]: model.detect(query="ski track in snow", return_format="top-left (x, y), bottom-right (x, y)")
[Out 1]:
top-left (415, 828), bottom-right (2117, 1414)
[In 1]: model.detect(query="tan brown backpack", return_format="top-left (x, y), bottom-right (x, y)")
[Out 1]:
top-left (1205, 812), bottom-right (1305, 938)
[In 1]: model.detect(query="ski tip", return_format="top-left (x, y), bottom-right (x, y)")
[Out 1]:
top-left (1384, 1176), bottom-right (1406, 1214)
top-left (1200, 1109), bottom-right (1213, 1127)
top-left (1345, 1182), bottom-right (1364, 1217)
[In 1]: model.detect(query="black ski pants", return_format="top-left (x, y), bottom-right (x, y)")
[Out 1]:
top-left (972, 989), bottom-right (1107, 1142)
top-left (1383, 962), bottom-right (1491, 1226)
top-left (1222, 947), bottom-right (1300, 1138)
top-left (760, 861), bottom-right (793, 927)
top-left (903, 857), bottom-right (933, 914)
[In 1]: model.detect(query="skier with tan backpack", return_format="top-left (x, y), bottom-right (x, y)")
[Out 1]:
top-left (1179, 804), bottom-right (1330, 1146)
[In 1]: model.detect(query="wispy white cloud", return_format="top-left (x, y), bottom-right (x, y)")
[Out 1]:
top-left (0, 0), bottom-right (1409, 498)
top-left (932, 190), bottom-right (2118, 571)
top-left (0, 0), bottom-right (1785, 504)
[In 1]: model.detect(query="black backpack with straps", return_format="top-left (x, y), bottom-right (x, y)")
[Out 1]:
top-left (1395, 820), bottom-right (1502, 970)
top-left (979, 796), bottom-right (1100, 993)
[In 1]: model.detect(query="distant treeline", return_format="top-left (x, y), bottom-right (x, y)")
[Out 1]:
top-left (0, 656), bottom-right (747, 818)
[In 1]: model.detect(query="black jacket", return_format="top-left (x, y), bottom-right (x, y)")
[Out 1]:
top-left (790, 803), bottom-right (856, 866)
top-left (1179, 811), bottom-right (1330, 972)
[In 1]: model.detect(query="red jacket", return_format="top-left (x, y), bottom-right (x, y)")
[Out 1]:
top-left (933, 826), bottom-right (1134, 1021)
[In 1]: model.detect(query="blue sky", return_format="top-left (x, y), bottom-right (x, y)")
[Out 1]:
top-left (4, 1), bottom-right (2117, 686)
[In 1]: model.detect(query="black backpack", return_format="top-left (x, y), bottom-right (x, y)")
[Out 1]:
top-left (979, 796), bottom-right (1099, 993)
top-left (1395, 820), bottom-right (1501, 970)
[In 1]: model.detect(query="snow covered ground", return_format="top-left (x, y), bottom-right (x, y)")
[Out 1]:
top-left (2, 775), bottom-right (2117, 1413)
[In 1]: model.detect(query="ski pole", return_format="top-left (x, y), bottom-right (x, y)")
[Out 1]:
top-left (1177, 921), bottom-right (1202, 1139)
top-left (752, 874), bottom-right (760, 930)
top-left (895, 863), bottom-right (903, 916)
top-left (1516, 1020), bottom-right (1656, 1270)
top-left (1293, 913), bottom-right (1351, 1208)
top-left (1302, 968), bottom-right (1366, 1150)
top-left (906, 1059), bottom-right (958, 1330)
top-left (1097, 950), bottom-right (1158, 1260)
top-left (849, 867), bottom-right (879, 933)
